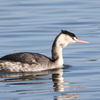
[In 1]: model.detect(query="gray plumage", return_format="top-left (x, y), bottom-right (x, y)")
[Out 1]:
top-left (0, 52), bottom-right (52, 64)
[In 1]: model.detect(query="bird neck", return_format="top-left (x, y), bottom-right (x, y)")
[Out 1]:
top-left (51, 38), bottom-right (64, 66)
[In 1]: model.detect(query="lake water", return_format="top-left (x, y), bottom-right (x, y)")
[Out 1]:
top-left (0, 0), bottom-right (100, 100)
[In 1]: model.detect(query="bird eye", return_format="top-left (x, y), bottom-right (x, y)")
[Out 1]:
top-left (73, 37), bottom-right (78, 40)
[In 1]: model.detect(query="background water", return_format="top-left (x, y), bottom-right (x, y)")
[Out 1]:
top-left (0, 0), bottom-right (100, 100)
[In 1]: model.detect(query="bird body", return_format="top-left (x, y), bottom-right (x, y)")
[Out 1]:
top-left (0, 52), bottom-right (55, 72)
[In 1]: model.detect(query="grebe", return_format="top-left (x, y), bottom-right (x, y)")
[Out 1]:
top-left (0, 30), bottom-right (88, 72)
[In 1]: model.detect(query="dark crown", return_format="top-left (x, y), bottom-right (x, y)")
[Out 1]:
top-left (61, 30), bottom-right (76, 38)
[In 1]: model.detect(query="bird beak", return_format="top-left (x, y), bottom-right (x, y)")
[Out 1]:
top-left (74, 37), bottom-right (89, 43)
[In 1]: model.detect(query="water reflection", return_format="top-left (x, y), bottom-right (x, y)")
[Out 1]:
top-left (52, 69), bottom-right (64, 92)
top-left (54, 93), bottom-right (79, 100)
top-left (0, 68), bottom-right (65, 91)
top-left (0, 66), bottom-right (80, 99)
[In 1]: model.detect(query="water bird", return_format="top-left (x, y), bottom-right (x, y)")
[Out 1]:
top-left (0, 30), bottom-right (88, 72)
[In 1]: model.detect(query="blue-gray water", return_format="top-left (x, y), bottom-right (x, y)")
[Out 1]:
top-left (0, 0), bottom-right (100, 100)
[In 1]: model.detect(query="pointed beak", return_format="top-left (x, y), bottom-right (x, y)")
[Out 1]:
top-left (74, 37), bottom-right (89, 43)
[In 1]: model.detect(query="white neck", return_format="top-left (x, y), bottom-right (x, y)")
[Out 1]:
top-left (52, 44), bottom-right (64, 66)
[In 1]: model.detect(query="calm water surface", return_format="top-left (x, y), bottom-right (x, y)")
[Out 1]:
top-left (0, 0), bottom-right (100, 100)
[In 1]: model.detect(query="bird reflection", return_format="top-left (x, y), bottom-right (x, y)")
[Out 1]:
top-left (52, 69), bottom-right (64, 92)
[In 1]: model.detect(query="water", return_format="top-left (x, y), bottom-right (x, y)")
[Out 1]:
top-left (0, 0), bottom-right (100, 100)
